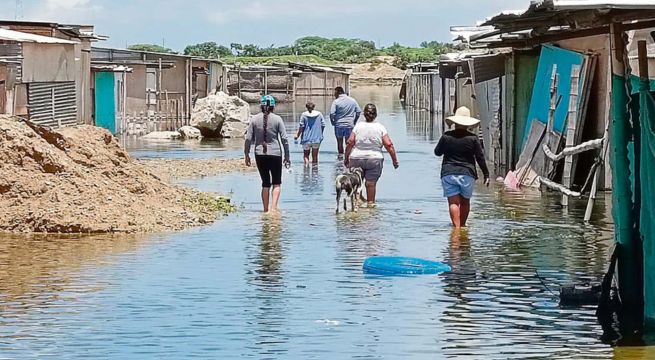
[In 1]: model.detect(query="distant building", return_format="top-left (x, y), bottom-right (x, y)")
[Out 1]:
top-left (91, 47), bottom-right (226, 135)
top-left (0, 20), bottom-right (104, 125)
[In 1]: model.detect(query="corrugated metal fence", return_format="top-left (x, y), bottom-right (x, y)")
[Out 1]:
top-left (27, 82), bottom-right (77, 127)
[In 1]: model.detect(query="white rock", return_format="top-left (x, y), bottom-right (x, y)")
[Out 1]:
top-left (178, 126), bottom-right (202, 139)
top-left (190, 91), bottom-right (251, 138)
top-left (140, 131), bottom-right (181, 140)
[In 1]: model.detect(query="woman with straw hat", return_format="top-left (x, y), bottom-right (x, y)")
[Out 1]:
top-left (434, 106), bottom-right (490, 228)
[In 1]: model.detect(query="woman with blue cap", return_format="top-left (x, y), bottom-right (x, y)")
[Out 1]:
top-left (244, 95), bottom-right (291, 212)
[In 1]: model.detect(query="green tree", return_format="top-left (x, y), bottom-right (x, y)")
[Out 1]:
top-left (128, 44), bottom-right (176, 54)
top-left (183, 42), bottom-right (232, 58)
top-left (230, 43), bottom-right (243, 56)
top-left (241, 44), bottom-right (261, 57)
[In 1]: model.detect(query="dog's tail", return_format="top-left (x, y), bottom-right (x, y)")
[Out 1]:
top-left (335, 175), bottom-right (346, 191)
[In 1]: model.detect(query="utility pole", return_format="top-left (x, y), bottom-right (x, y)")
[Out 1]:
top-left (15, 0), bottom-right (23, 20)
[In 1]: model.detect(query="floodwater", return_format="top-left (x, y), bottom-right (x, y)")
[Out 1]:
top-left (0, 85), bottom-right (650, 359)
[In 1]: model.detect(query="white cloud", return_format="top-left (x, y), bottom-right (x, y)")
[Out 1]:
top-left (26, 0), bottom-right (103, 22)
top-left (207, 0), bottom-right (368, 24)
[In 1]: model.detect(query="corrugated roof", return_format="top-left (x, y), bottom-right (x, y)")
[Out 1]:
top-left (551, 0), bottom-right (655, 10)
top-left (0, 28), bottom-right (79, 44)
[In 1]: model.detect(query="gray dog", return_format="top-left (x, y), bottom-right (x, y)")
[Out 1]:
top-left (335, 167), bottom-right (364, 214)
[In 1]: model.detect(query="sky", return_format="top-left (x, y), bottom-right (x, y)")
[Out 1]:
top-left (0, 0), bottom-right (528, 50)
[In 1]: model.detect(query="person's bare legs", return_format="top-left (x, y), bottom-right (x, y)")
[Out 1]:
top-left (311, 147), bottom-right (319, 164)
top-left (447, 195), bottom-right (461, 228)
top-left (270, 185), bottom-right (281, 211)
top-left (303, 150), bottom-right (310, 165)
top-left (365, 181), bottom-right (377, 205)
top-left (337, 137), bottom-right (344, 156)
top-left (460, 196), bottom-right (471, 227)
top-left (261, 187), bottom-right (270, 212)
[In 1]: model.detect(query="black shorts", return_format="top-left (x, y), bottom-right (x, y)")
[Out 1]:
top-left (255, 155), bottom-right (282, 188)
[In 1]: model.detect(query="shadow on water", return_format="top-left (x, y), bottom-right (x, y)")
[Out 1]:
top-left (0, 85), bottom-right (635, 359)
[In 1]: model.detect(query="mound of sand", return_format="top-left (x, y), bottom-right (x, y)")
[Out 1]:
top-left (0, 116), bottom-right (233, 234)
top-left (349, 62), bottom-right (406, 83)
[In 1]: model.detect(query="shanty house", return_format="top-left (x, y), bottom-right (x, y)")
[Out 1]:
top-left (91, 47), bottom-right (226, 135)
top-left (0, 28), bottom-right (79, 127)
top-left (451, 0), bottom-right (655, 340)
top-left (0, 20), bottom-right (104, 124)
top-left (225, 62), bottom-right (350, 103)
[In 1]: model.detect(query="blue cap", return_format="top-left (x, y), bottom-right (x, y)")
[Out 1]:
top-left (260, 95), bottom-right (276, 107)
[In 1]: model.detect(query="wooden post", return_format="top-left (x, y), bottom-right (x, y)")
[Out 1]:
top-left (639, 40), bottom-right (649, 80)
top-left (562, 64), bottom-right (581, 206)
top-left (264, 68), bottom-right (268, 95)
top-left (237, 67), bottom-right (242, 98)
top-left (506, 54), bottom-right (516, 170)
top-left (158, 58), bottom-right (162, 112)
top-left (122, 71), bottom-right (127, 134)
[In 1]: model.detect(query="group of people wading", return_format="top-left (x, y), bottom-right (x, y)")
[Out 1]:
top-left (244, 87), bottom-right (489, 228)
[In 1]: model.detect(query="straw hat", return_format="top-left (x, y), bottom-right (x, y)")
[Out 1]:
top-left (446, 106), bottom-right (480, 127)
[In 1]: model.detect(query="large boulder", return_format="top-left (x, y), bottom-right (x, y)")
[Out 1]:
top-left (178, 126), bottom-right (202, 139)
top-left (191, 91), bottom-right (250, 138)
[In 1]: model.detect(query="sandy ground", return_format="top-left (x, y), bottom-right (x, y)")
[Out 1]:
top-left (140, 158), bottom-right (254, 181)
top-left (348, 62), bottom-right (406, 84)
top-left (0, 116), bottom-right (240, 234)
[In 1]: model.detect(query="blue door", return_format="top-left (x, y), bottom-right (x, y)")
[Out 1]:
top-left (523, 45), bottom-right (584, 143)
top-left (95, 72), bottom-right (116, 134)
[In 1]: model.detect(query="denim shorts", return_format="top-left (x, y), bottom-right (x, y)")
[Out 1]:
top-left (334, 126), bottom-right (353, 139)
top-left (442, 175), bottom-right (475, 199)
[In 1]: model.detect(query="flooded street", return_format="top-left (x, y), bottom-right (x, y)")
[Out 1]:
top-left (0, 85), bottom-right (642, 358)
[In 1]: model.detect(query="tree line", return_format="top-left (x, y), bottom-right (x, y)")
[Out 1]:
top-left (127, 37), bottom-right (456, 68)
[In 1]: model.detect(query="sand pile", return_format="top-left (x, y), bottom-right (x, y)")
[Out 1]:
top-left (349, 62), bottom-right (406, 83)
top-left (0, 116), bottom-right (234, 233)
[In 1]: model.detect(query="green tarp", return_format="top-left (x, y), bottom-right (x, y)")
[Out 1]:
top-left (611, 74), bottom-right (640, 326)
top-left (611, 74), bottom-right (655, 329)
top-left (638, 79), bottom-right (655, 328)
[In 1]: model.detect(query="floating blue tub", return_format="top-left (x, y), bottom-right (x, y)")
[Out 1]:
top-left (363, 256), bottom-right (451, 275)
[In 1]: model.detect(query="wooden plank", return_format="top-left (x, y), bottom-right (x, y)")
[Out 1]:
top-left (561, 64), bottom-right (581, 206)
top-left (570, 54), bottom-right (598, 184)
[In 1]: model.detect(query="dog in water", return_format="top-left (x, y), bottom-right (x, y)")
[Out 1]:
top-left (335, 167), bottom-right (365, 214)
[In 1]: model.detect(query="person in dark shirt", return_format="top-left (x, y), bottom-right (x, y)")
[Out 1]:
top-left (434, 106), bottom-right (490, 228)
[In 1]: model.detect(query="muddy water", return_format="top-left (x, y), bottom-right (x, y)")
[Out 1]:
top-left (0, 85), bottom-right (649, 359)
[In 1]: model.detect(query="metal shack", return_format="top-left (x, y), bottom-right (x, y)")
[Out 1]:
top-left (226, 62), bottom-right (350, 103)
top-left (0, 28), bottom-right (79, 127)
top-left (0, 20), bottom-right (104, 125)
top-left (91, 47), bottom-right (226, 135)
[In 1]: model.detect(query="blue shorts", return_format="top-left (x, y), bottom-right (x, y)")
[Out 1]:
top-left (442, 175), bottom-right (475, 199)
top-left (334, 126), bottom-right (353, 139)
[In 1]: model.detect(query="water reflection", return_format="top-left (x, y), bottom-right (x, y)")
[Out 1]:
top-left (247, 212), bottom-right (289, 357)
top-left (296, 164), bottom-right (324, 195)
top-left (406, 108), bottom-right (442, 141)
top-left (0, 234), bottom-right (145, 314)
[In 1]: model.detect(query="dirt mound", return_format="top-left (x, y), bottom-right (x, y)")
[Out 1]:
top-left (0, 116), bottom-right (233, 233)
top-left (349, 62), bottom-right (406, 83)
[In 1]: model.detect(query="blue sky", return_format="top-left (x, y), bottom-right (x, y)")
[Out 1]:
top-left (1, 0), bottom-right (528, 50)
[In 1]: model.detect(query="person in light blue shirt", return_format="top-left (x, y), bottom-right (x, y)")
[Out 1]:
top-left (294, 101), bottom-right (325, 165)
top-left (329, 86), bottom-right (361, 157)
